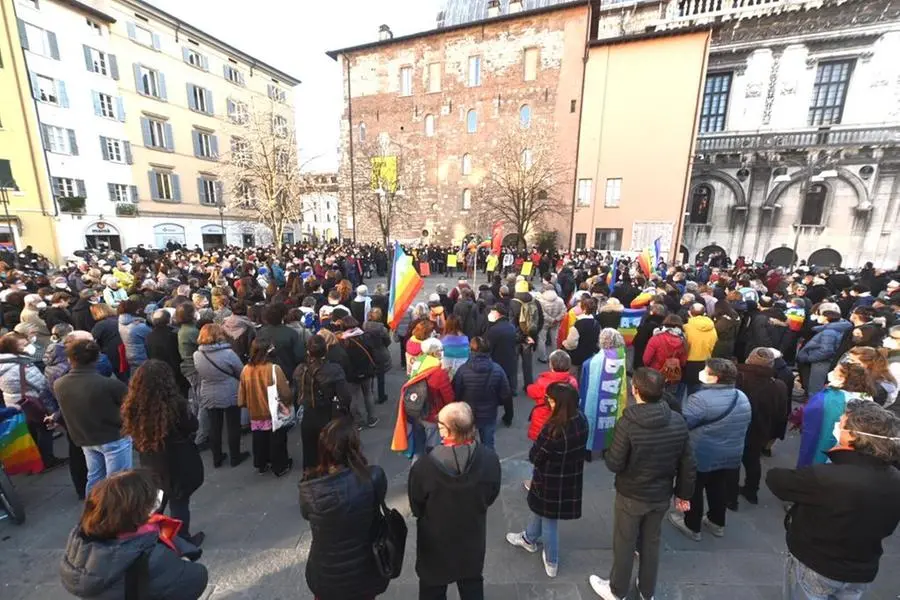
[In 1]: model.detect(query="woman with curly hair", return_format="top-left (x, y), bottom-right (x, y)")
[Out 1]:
top-left (844, 346), bottom-right (898, 408)
top-left (121, 359), bottom-right (205, 546)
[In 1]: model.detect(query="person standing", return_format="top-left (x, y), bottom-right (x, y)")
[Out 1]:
top-left (507, 383), bottom-right (588, 578)
top-left (669, 358), bottom-right (750, 541)
top-left (54, 338), bottom-right (131, 494)
top-left (631, 303), bottom-right (667, 370)
top-left (238, 340), bottom-right (293, 477)
top-left (767, 401), bottom-right (900, 600)
top-left (683, 303), bottom-right (718, 393)
top-left (121, 360), bottom-right (205, 546)
top-left (299, 419), bottom-right (390, 600)
top-left (362, 307), bottom-right (392, 405)
top-left (589, 368), bottom-right (696, 600)
top-left (409, 402), bottom-right (501, 599)
top-left (562, 296), bottom-right (601, 378)
top-left (485, 304), bottom-right (518, 394)
top-left (452, 336), bottom-right (513, 449)
top-left (535, 283), bottom-right (567, 364)
top-left (255, 303), bottom-right (306, 383)
top-left (146, 309), bottom-right (190, 397)
top-left (509, 280), bottom-right (544, 391)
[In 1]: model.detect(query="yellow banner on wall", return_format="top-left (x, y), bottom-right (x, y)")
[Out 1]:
top-left (370, 156), bottom-right (398, 192)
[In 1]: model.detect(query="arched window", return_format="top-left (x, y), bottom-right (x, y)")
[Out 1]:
top-left (462, 153), bottom-right (472, 175)
top-left (519, 104), bottom-right (531, 128)
top-left (801, 183), bottom-right (826, 225)
top-left (461, 189), bottom-right (471, 210)
top-left (358, 122), bottom-right (366, 143)
top-left (689, 184), bottom-right (712, 224)
top-left (424, 114), bottom-right (435, 137)
top-left (466, 109), bottom-right (477, 133)
top-left (522, 148), bottom-right (533, 170)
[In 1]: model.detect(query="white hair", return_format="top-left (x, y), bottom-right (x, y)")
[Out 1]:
top-left (420, 337), bottom-right (443, 356)
top-left (356, 284), bottom-right (368, 296)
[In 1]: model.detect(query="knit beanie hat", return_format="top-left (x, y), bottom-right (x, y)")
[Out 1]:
top-left (746, 347), bottom-right (775, 368)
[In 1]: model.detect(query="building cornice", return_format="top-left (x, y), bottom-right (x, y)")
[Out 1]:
top-left (52, 0), bottom-right (116, 23)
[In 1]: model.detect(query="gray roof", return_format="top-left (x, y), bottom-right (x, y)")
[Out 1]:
top-left (438, 0), bottom-right (571, 26)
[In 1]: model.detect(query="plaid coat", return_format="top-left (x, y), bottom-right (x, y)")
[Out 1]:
top-left (527, 412), bottom-right (589, 520)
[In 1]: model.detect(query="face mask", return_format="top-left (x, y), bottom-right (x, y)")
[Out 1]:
top-left (23, 344), bottom-right (36, 356)
top-left (89, 298), bottom-right (100, 304)
top-left (884, 338), bottom-right (899, 350)
top-left (123, 265), bottom-right (132, 272)
top-left (54, 282), bottom-right (68, 289)
top-left (487, 312), bottom-right (499, 323)
top-left (832, 422), bottom-right (843, 445)
top-left (827, 370), bottom-right (842, 387)
top-left (35, 301), bottom-right (47, 309)
top-left (698, 370), bottom-right (712, 385)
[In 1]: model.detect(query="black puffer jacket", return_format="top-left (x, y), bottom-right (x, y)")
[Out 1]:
top-left (71, 298), bottom-right (95, 332)
top-left (91, 316), bottom-right (123, 374)
top-left (451, 352), bottom-right (512, 426)
top-left (60, 527), bottom-right (208, 600)
top-left (632, 313), bottom-right (664, 370)
top-left (604, 401), bottom-right (696, 503)
top-left (299, 466), bottom-right (390, 600)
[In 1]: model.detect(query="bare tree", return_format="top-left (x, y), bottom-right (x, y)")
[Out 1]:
top-left (343, 134), bottom-right (421, 247)
top-left (218, 101), bottom-right (309, 256)
top-left (475, 121), bottom-right (569, 248)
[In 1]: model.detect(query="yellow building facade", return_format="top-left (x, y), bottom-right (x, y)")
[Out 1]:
top-left (0, 0), bottom-right (60, 260)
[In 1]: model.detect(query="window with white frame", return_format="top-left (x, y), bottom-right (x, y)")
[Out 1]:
top-left (228, 99), bottom-right (248, 124)
top-left (105, 138), bottom-right (123, 163)
top-left (424, 114), bottom-right (434, 137)
top-left (461, 189), bottom-right (472, 210)
top-left (190, 85), bottom-right (211, 113)
top-left (359, 122), bottom-right (367, 143)
top-left (231, 136), bottom-right (250, 166)
top-left (185, 48), bottom-right (204, 69)
top-left (138, 66), bottom-right (160, 98)
top-left (400, 66), bottom-right (412, 96)
top-left (199, 178), bottom-right (219, 205)
top-left (195, 131), bottom-right (215, 158)
top-left (35, 74), bottom-right (59, 104)
top-left (576, 179), bottom-right (592, 207)
top-left (24, 23), bottom-right (57, 59)
top-left (237, 179), bottom-right (253, 205)
top-left (147, 118), bottom-right (167, 149)
top-left (98, 92), bottom-right (115, 118)
top-left (268, 84), bottom-right (286, 103)
top-left (55, 177), bottom-right (77, 197)
top-left (154, 171), bottom-right (174, 200)
top-left (273, 115), bottom-right (288, 137)
top-left (466, 110), bottom-right (477, 134)
top-left (111, 184), bottom-right (129, 203)
top-left (468, 56), bottom-right (481, 87)
top-left (86, 18), bottom-right (102, 35)
top-left (132, 24), bottom-right (154, 47)
top-left (87, 48), bottom-right (107, 75)
top-left (604, 177), bottom-right (622, 208)
top-left (522, 149), bottom-right (533, 170)
top-left (44, 125), bottom-right (71, 154)
top-left (462, 153), bottom-right (472, 175)
top-left (224, 65), bottom-right (244, 85)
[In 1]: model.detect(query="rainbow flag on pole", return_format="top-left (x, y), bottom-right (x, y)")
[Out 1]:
top-left (637, 237), bottom-right (662, 278)
top-left (387, 241), bottom-right (424, 331)
top-left (0, 411), bottom-right (44, 475)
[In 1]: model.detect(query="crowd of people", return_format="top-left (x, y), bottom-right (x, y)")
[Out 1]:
top-left (0, 241), bottom-right (899, 600)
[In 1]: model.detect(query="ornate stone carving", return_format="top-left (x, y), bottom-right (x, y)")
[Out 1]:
top-left (762, 51), bottom-right (782, 125)
top-left (780, 79), bottom-right (797, 95)
top-left (746, 82), bottom-right (764, 98)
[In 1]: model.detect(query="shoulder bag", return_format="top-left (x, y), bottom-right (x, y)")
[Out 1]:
top-left (694, 391), bottom-right (739, 429)
top-left (201, 352), bottom-right (240, 380)
top-left (370, 476), bottom-right (407, 579)
top-left (17, 363), bottom-right (49, 425)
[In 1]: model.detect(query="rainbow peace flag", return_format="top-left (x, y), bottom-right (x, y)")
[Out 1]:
top-left (0, 411), bottom-right (44, 475)
top-left (637, 237), bottom-right (662, 278)
top-left (618, 307), bottom-right (647, 346)
top-left (387, 241), bottom-right (424, 331)
top-left (607, 257), bottom-right (618, 287)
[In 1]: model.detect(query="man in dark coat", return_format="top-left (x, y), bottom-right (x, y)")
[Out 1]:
top-left (146, 309), bottom-right (190, 397)
top-left (631, 303), bottom-right (666, 371)
top-left (452, 337), bottom-right (513, 448)
top-left (484, 303), bottom-right (518, 396)
top-left (70, 289), bottom-right (96, 332)
top-left (409, 402), bottom-right (501, 600)
top-left (766, 401), bottom-right (900, 598)
top-left (590, 368), bottom-right (696, 600)
top-left (255, 302), bottom-right (305, 378)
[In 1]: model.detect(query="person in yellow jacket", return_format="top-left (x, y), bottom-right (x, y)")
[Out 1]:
top-left (683, 302), bottom-right (718, 393)
top-left (112, 261), bottom-right (135, 290)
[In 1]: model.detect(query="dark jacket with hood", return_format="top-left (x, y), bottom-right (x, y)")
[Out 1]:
top-left (509, 291), bottom-right (544, 341)
top-left (408, 442), bottom-right (501, 585)
top-left (767, 450), bottom-right (900, 584)
top-left (71, 298), bottom-right (96, 332)
top-left (256, 323), bottom-right (305, 379)
top-left (632, 312), bottom-right (665, 370)
top-left (299, 466), bottom-right (390, 600)
top-left (146, 325), bottom-right (190, 392)
top-left (485, 318), bottom-right (517, 383)
top-left (736, 363), bottom-right (789, 448)
top-left (604, 401), bottom-right (696, 503)
top-left (293, 359), bottom-right (354, 424)
top-left (60, 527), bottom-right (208, 600)
top-left (91, 316), bottom-right (123, 374)
top-left (452, 352), bottom-right (512, 425)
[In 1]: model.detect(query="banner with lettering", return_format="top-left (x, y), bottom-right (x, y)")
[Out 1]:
top-left (579, 346), bottom-right (627, 452)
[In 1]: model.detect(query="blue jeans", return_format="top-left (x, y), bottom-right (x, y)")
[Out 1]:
top-left (525, 514), bottom-right (559, 566)
top-left (413, 421), bottom-right (441, 457)
top-left (478, 422), bottom-right (497, 450)
top-left (83, 437), bottom-right (133, 495)
top-left (784, 554), bottom-right (869, 600)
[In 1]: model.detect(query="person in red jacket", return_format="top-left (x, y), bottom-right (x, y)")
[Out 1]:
top-left (409, 337), bottom-right (456, 456)
top-left (642, 315), bottom-right (688, 372)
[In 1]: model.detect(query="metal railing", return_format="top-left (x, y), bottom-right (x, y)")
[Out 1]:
top-left (669, 0), bottom-right (784, 20)
top-left (696, 125), bottom-right (900, 152)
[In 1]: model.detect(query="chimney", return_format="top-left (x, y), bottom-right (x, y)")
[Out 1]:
top-left (378, 24), bottom-right (393, 41)
top-left (508, 0), bottom-right (524, 14)
top-left (487, 0), bottom-right (501, 17)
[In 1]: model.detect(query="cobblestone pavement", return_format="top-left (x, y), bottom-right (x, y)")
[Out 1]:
top-left (1, 275), bottom-right (898, 599)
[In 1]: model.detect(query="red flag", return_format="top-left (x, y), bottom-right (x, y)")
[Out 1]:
top-left (491, 222), bottom-right (503, 255)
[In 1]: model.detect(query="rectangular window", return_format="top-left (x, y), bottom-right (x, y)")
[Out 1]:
top-left (231, 137), bottom-right (250, 166)
top-left (400, 66), bottom-right (412, 96)
top-left (86, 18), bottom-right (101, 35)
top-left (105, 138), bottom-right (123, 163)
top-left (224, 65), bottom-right (245, 85)
top-left (111, 183), bottom-right (129, 202)
top-left (138, 65), bottom-right (160, 98)
top-left (575, 233), bottom-right (587, 249)
top-left (195, 131), bottom-right (215, 158)
top-left (185, 48), bottom-right (205, 69)
top-left (35, 74), bottom-right (59, 104)
top-left (55, 177), bottom-right (76, 197)
top-left (132, 24), bottom-right (154, 47)
top-left (268, 84), bottom-right (286, 103)
top-left (24, 23), bottom-right (57, 59)
top-left (427, 63), bottom-right (441, 93)
top-left (604, 178), bottom-right (622, 208)
top-left (699, 72), bottom-right (732, 134)
top-left (98, 92), bottom-right (114, 118)
top-left (190, 85), bottom-right (212, 114)
top-left (88, 48), bottom-right (107, 75)
top-left (147, 118), bottom-right (167, 149)
top-left (154, 171), bottom-right (173, 200)
top-left (228, 99), bottom-right (248, 124)
top-left (44, 125), bottom-right (71, 154)
top-left (576, 179), bottom-right (592, 207)
top-left (524, 48), bottom-right (539, 81)
top-left (808, 59), bottom-right (854, 126)
top-left (468, 56), bottom-right (481, 87)
top-left (273, 115), bottom-right (288, 137)
top-left (199, 178), bottom-right (219, 205)
top-left (594, 228), bottom-right (622, 251)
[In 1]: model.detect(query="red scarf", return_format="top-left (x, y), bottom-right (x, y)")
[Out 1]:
top-left (118, 514), bottom-right (183, 553)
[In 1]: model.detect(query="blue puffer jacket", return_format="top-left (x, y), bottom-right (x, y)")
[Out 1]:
top-left (193, 343), bottom-right (242, 409)
top-left (452, 352), bottom-right (512, 425)
top-left (797, 320), bottom-right (852, 364)
top-left (118, 314), bottom-right (151, 369)
top-left (683, 384), bottom-right (752, 472)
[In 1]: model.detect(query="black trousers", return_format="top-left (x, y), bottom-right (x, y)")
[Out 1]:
top-left (725, 443), bottom-right (763, 501)
top-left (67, 435), bottom-right (87, 499)
top-left (301, 412), bottom-right (330, 471)
top-left (206, 406), bottom-right (241, 464)
top-left (159, 494), bottom-right (193, 538)
top-left (251, 428), bottom-right (289, 472)
top-left (376, 371), bottom-right (387, 403)
top-left (419, 576), bottom-right (484, 600)
top-left (27, 421), bottom-right (56, 464)
top-left (684, 469), bottom-right (729, 533)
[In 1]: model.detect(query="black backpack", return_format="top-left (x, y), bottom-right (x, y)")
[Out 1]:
top-left (402, 378), bottom-right (429, 420)
top-left (344, 336), bottom-right (376, 382)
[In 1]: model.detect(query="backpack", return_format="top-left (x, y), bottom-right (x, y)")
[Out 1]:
top-left (297, 364), bottom-right (337, 414)
top-left (343, 336), bottom-right (376, 382)
top-left (661, 357), bottom-right (682, 384)
top-left (402, 378), bottom-right (430, 420)
top-left (516, 299), bottom-right (539, 336)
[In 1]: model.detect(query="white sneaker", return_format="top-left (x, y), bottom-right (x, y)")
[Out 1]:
top-left (506, 531), bottom-right (539, 553)
top-left (702, 516), bottom-right (725, 538)
top-left (542, 549), bottom-right (558, 578)
top-left (636, 578), bottom-right (654, 600)
top-left (667, 512), bottom-right (701, 541)
top-left (588, 575), bottom-right (621, 600)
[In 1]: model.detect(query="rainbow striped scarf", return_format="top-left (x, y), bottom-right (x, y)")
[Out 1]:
top-left (0, 412), bottom-right (44, 475)
top-left (579, 346), bottom-right (628, 452)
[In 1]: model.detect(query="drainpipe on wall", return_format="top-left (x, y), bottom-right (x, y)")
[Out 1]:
top-left (567, 2), bottom-right (593, 251)
top-left (345, 55), bottom-right (357, 243)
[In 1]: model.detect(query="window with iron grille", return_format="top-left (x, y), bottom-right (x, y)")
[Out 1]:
top-left (699, 72), bottom-right (731, 133)
top-left (808, 60), bottom-right (854, 126)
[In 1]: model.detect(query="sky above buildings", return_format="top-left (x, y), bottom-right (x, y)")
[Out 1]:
top-left (145, 0), bottom-right (442, 174)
